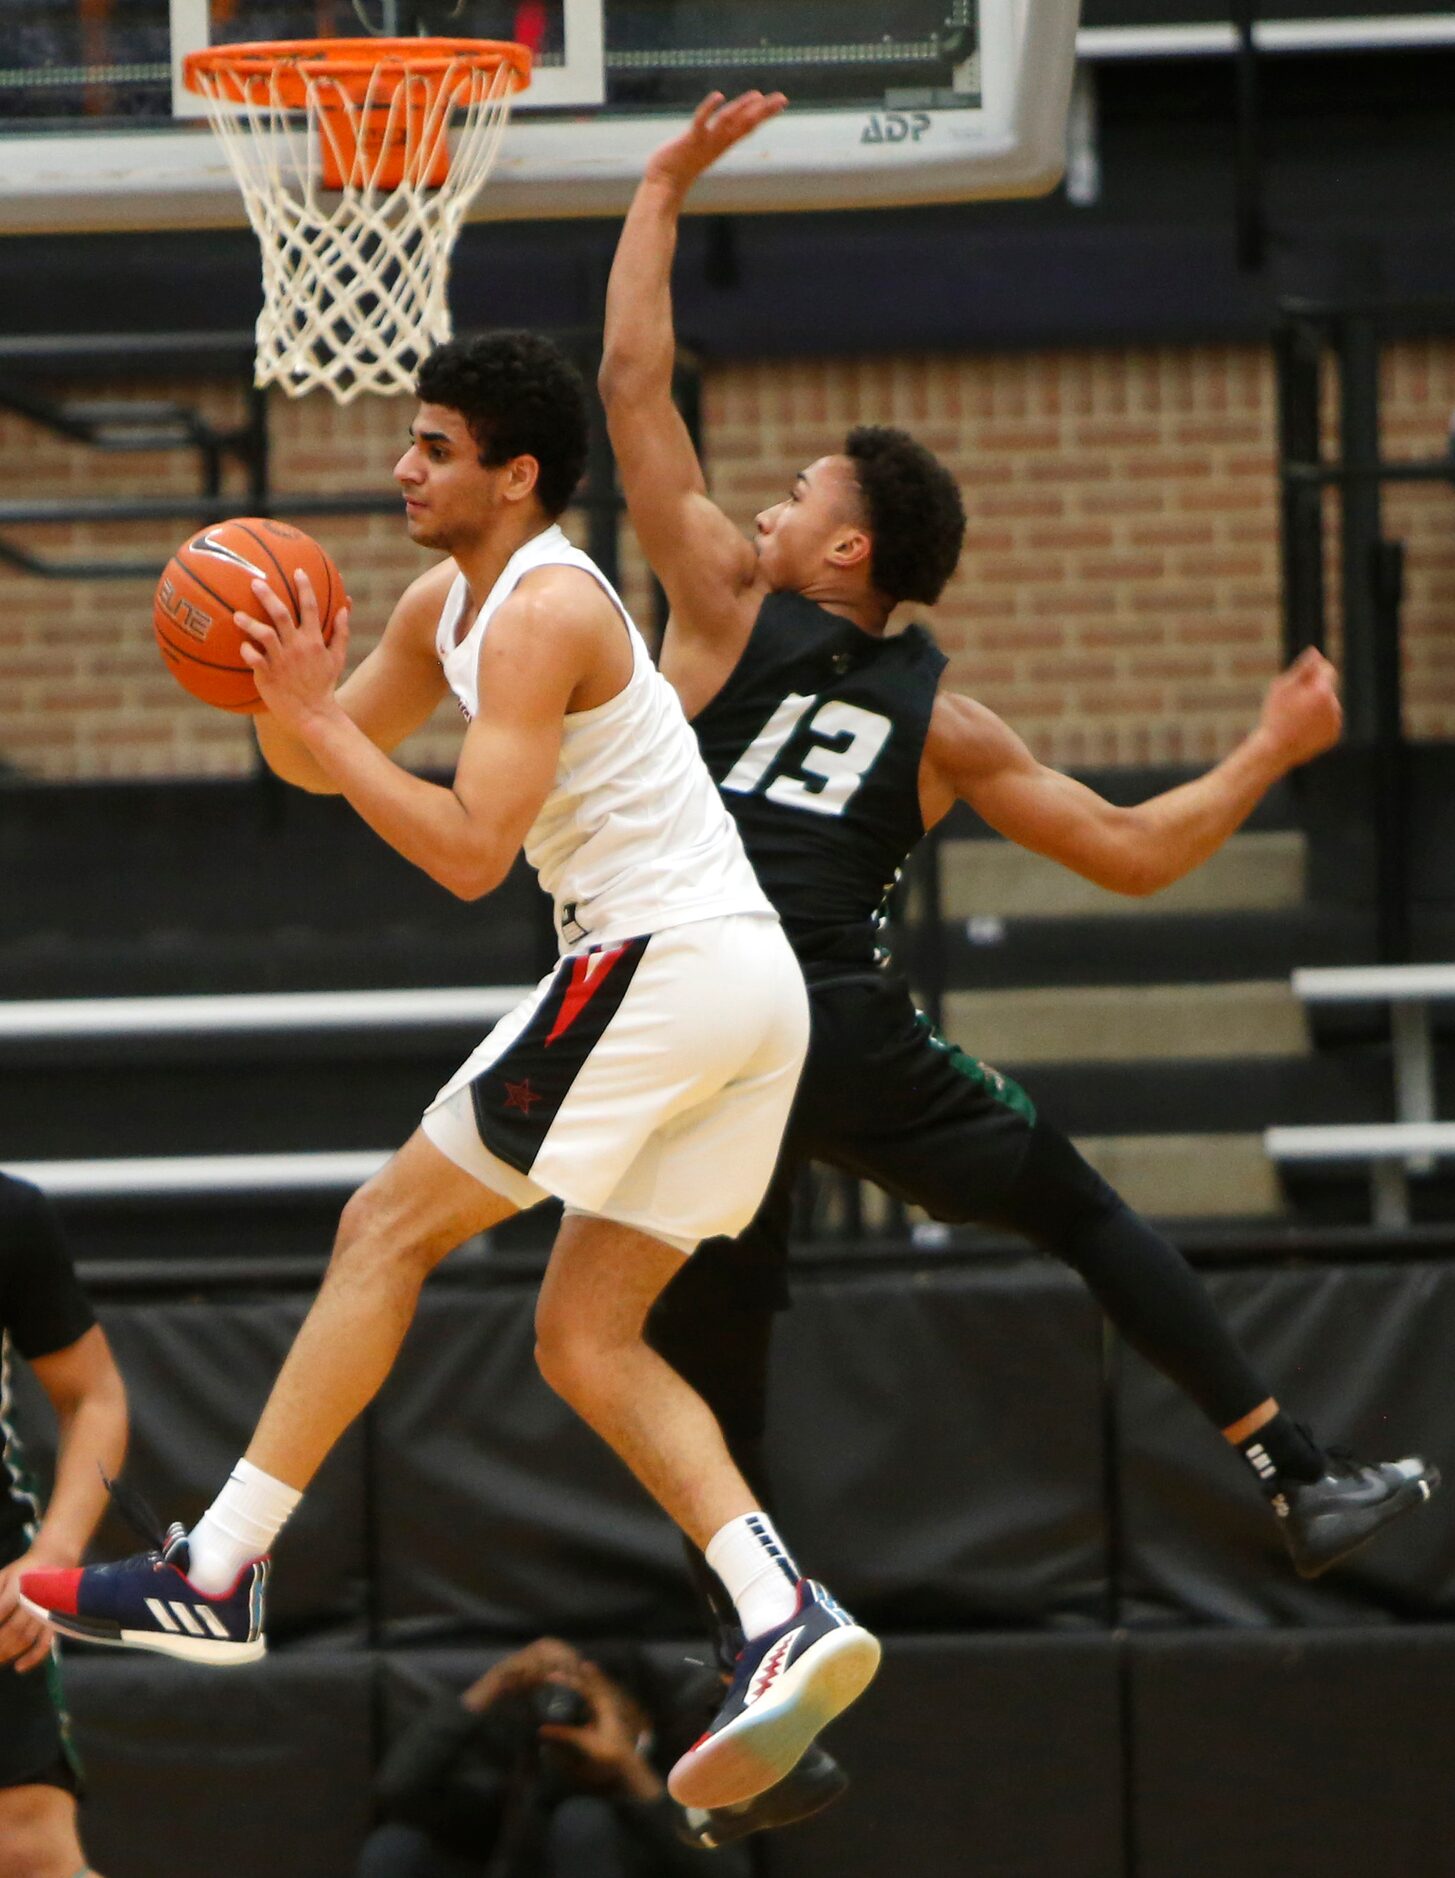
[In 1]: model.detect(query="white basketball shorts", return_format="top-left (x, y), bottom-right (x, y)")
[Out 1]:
top-left (421, 912), bottom-right (809, 1253)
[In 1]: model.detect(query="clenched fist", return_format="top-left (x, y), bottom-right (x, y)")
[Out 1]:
top-left (1258, 646), bottom-right (1343, 770)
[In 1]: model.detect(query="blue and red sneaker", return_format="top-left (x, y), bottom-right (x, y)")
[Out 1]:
top-left (667, 1580), bottom-right (879, 1811)
top-left (20, 1489), bottom-right (267, 1669)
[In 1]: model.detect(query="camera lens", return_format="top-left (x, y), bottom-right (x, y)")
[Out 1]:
top-left (531, 1681), bottom-right (592, 1729)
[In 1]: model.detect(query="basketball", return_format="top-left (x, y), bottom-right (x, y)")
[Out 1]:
top-left (152, 517), bottom-right (345, 715)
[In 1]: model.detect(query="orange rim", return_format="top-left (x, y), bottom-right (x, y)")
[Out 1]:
top-left (183, 37), bottom-right (532, 108)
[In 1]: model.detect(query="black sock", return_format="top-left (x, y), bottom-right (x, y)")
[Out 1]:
top-left (1235, 1412), bottom-right (1325, 1492)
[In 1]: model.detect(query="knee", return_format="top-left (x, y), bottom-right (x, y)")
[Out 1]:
top-left (335, 1179), bottom-right (394, 1255)
top-left (331, 1184), bottom-right (431, 1281)
top-left (354, 1820), bottom-right (442, 1877)
top-left (993, 1121), bottom-right (1122, 1252)
top-left (533, 1304), bottom-right (595, 1409)
top-left (535, 1286), bottom-right (631, 1412)
top-left (0, 1788), bottom-right (82, 1878)
top-left (546, 1793), bottom-right (620, 1864)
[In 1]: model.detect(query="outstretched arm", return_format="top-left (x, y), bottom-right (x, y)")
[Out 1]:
top-left (600, 93), bottom-right (783, 680)
top-left (925, 647), bottom-right (1343, 896)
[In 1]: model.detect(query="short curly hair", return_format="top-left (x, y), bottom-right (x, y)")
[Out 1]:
top-left (416, 332), bottom-right (589, 517)
top-left (844, 425), bottom-right (966, 606)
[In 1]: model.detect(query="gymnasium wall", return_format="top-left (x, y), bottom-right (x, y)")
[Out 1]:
top-left (3, 336), bottom-right (1454, 782)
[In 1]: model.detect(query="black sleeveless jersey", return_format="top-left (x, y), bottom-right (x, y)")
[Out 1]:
top-left (692, 589), bottom-right (947, 976)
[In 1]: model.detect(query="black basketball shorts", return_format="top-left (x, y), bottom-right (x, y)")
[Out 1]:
top-left (788, 968), bottom-right (1041, 1221)
top-left (0, 1645), bottom-right (81, 1795)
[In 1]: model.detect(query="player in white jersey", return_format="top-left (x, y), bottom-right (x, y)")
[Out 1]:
top-left (21, 334), bottom-right (878, 1809)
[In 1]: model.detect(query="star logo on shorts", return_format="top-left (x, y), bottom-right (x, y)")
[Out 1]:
top-left (502, 1077), bottom-right (542, 1115)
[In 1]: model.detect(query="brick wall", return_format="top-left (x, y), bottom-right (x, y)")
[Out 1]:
top-left (2, 339), bottom-right (1452, 781)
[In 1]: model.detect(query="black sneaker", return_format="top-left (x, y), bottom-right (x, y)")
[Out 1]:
top-left (667, 1580), bottom-right (879, 1811)
top-left (1276, 1451), bottom-right (1440, 1579)
top-left (676, 1744), bottom-right (849, 1849)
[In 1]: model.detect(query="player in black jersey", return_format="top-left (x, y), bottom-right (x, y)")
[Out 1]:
top-left (0, 1173), bottom-right (127, 1878)
top-left (599, 93), bottom-right (1440, 1831)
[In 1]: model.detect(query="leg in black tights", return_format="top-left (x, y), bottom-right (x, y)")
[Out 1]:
top-left (977, 1120), bottom-right (1274, 1429)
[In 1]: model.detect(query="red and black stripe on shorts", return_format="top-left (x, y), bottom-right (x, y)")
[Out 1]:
top-left (468, 934), bottom-right (651, 1177)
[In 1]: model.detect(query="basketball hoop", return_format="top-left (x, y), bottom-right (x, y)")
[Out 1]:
top-left (183, 38), bottom-right (531, 403)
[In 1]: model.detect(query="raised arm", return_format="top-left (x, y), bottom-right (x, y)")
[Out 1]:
top-left (254, 558), bottom-right (454, 793)
top-left (923, 647), bottom-right (1343, 896)
top-left (600, 93), bottom-right (783, 673)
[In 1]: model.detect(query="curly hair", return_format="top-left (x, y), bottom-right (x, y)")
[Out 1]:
top-left (844, 425), bottom-right (966, 606)
top-left (416, 332), bottom-right (589, 517)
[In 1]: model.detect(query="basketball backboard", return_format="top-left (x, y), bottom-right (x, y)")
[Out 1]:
top-left (0, 0), bottom-right (1081, 233)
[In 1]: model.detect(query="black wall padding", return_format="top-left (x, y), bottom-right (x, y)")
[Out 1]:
top-left (64, 1652), bottom-right (376, 1878)
top-left (1128, 1628), bottom-right (1455, 1878)
top-left (1116, 1263), bottom-right (1455, 1625)
top-left (373, 1637), bottom-right (1126, 1878)
top-left (760, 1634), bottom-right (1125, 1878)
top-left (7, 1264), bottom-right (1111, 1642)
top-left (368, 1265), bottom-right (1110, 1640)
top-left (767, 1264), bottom-right (1110, 1629)
top-left (11, 1299), bottom-right (369, 1639)
top-left (371, 1287), bottom-right (702, 1641)
top-left (16, 1260), bottom-right (1449, 1648)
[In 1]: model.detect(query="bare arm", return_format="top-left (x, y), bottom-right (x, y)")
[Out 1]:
top-left (600, 94), bottom-right (783, 686)
top-left (0, 1325), bottom-right (127, 1673)
top-left (924, 647), bottom-right (1343, 896)
top-left (239, 564), bottom-right (608, 900)
top-left (254, 560), bottom-right (454, 793)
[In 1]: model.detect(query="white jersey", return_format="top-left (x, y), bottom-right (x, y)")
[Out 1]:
top-left (436, 524), bottom-right (773, 953)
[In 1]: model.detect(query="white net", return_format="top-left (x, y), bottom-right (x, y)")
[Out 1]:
top-left (188, 44), bottom-right (523, 404)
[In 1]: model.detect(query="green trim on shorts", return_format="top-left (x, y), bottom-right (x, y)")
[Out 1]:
top-left (915, 1012), bottom-right (1037, 1125)
top-left (44, 1644), bottom-right (85, 1786)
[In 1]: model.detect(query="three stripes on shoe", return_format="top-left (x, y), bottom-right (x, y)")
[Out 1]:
top-left (141, 1596), bottom-right (233, 1639)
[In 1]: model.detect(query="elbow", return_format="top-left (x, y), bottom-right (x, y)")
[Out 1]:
top-left (1111, 861), bottom-right (1164, 899)
top-left (438, 868), bottom-right (494, 903)
top-left (598, 348), bottom-right (652, 413)
top-left (1096, 849), bottom-right (1165, 897)
top-left (1097, 810), bottom-right (1168, 898)
top-left (436, 848), bottom-right (510, 902)
top-left (598, 347), bottom-right (629, 398)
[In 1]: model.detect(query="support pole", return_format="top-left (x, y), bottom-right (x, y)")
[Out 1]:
top-left (1232, 0), bottom-right (1265, 272)
top-left (1273, 313), bottom-right (1326, 661)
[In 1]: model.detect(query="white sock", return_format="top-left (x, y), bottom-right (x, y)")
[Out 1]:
top-left (705, 1511), bottom-right (801, 1641)
top-left (187, 1458), bottom-right (302, 1595)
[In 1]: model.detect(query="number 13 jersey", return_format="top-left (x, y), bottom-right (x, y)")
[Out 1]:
top-left (691, 589), bottom-right (947, 977)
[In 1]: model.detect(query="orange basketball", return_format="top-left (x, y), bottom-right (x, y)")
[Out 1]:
top-left (153, 517), bottom-right (345, 715)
